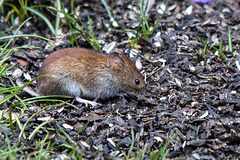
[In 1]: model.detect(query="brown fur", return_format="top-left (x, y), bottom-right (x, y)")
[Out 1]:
top-left (37, 48), bottom-right (146, 100)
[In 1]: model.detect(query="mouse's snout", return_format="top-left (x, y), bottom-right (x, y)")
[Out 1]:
top-left (131, 83), bottom-right (147, 96)
top-left (139, 85), bottom-right (147, 95)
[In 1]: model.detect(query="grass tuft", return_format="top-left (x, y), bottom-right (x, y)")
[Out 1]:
top-left (101, 0), bottom-right (169, 46)
top-left (0, 16), bottom-right (83, 159)
top-left (150, 134), bottom-right (177, 160)
top-left (2, 0), bottom-right (61, 37)
top-left (61, 6), bottom-right (101, 51)
top-left (121, 127), bottom-right (135, 159)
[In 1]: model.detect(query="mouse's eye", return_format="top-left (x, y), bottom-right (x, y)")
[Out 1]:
top-left (135, 79), bottom-right (140, 85)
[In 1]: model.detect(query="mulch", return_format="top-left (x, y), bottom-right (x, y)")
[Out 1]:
top-left (1, 0), bottom-right (240, 159)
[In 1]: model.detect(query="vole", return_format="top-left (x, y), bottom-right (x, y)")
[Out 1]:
top-left (17, 48), bottom-right (146, 106)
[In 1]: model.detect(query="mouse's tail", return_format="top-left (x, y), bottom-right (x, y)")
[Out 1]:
top-left (16, 79), bottom-right (39, 97)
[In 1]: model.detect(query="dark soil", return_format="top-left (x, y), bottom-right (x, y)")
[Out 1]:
top-left (1, 0), bottom-right (240, 159)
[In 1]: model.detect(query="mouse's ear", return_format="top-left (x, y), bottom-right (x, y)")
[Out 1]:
top-left (108, 52), bottom-right (124, 69)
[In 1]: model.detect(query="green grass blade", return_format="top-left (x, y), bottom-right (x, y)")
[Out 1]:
top-left (150, 133), bottom-right (176, 160)
top-left (87, 16), bottom-right (100, 51)
top-left (0, 76), bottom-right (38, 105)
top-left (57, 124), bottom-right (76, 145)
top-left (9, 105), bottom-right (14, 136)
top-left (151, 0), bottom-right (169, 34)
top-left (0, 62), bottom-right (17, 79)
top-left (127, 127), bottom-right (135, 159)
top-left (0, 34), bottom-right (52, 42)
top-left (28, 119), bottom-right (60, 140)
top-left (1, 17), bottom-right (32, 53)
top-left (70, 0), bottom-right (74, 13)
top-left (0, 64), bottom-right (8, 76)
top-left (55, 0), bottom-right (61, 36)
top-left (14, 113), bottom-right (26, 139)
top-left (3, 3), bottom-right (20, 15)
top-left (228, 27), bottom-right (232, 52)
top-left (0, 25), bottom-right (13, 36)
top-left (19, 105), bottom-right (52, 139)
top-left (25, 7), bottom-right (55, 35)
top-left (161, 134), bottom-right (176, 159)
top-left (0, 0), bottom-right (4, 6)
top-left (0, 125), bottom-right (11, 154)
top-left (74, 121), bottom-right (90, 140)
top-left (101, 0), bottom-right (113, 21)
top-left (219, 38), bottom-right (223, 51)
top-left (61, 5), bottom-right (79, 46)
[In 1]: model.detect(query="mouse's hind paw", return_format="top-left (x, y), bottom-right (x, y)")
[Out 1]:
top-left (75, 96), bottom-right (99, 107)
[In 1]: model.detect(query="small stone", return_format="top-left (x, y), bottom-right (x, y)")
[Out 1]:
top-left (185, 5), bottom-right (193, 15)
top-left (17, 59), bottom-right (28, 67)
top-left (12, 68), bottom-right (23, 79)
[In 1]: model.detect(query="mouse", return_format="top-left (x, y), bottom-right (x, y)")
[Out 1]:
top-left (17, 48), bottom-right (146, 106)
